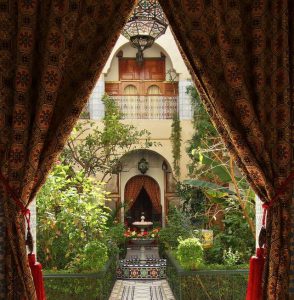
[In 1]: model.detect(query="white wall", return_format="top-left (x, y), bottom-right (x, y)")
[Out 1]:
top-left (28, 200), bottom-right (37, 255)
top-left (255, 195), bottom-right (263, 249)
top-left (89, 76), bottom-right (105, 120)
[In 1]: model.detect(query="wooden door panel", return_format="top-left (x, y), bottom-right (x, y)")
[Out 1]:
top-left (119, 59), bottom-right (141, 80)
top-left (105, 83), bottom-right (120, 95)
top-left (119, 58), bottom-right (165, 81)
top-left (144, 60), bottom-right (165, 80)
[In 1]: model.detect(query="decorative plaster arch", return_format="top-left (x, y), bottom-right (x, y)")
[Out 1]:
top-left (120, 148), bottom-right (173, 173)
top-left (102, 40), bottom-right (177, 76)
top-left (119, 149), bottom-right (174, 227)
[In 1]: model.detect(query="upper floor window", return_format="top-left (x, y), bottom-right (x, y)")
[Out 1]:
top-left (124, 85), bottom-right (138, 95)
top-left (147, 85), bottom-right (161, 95)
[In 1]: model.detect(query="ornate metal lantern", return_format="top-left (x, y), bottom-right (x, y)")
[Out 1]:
top-left (138, 158), bottom-right (149, 174)
top-left (122, 0), bottom-right (168, 63)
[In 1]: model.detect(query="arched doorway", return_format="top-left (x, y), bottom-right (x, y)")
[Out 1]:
top-left (124, 175), bottom-right (162, 226)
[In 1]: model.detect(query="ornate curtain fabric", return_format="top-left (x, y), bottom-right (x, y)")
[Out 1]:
top-left (143, 177), bottom-right (161, 214)
top-left (125, 176), bottom-right (146, 209)
top-left (0, 1), bottom-right (135, 299)
top-left (125, 175), bottom-right (161, 214)
top-left (159, 1), bottom-right (293, 299)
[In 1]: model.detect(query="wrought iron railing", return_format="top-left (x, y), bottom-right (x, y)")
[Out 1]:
top-left (164, 251), bottom-right (249, 300)
top-left (43, 256), bottom-right (116, 300)
top-left (112, 95), bottom-right (178, 119)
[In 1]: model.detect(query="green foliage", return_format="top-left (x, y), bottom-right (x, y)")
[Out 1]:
top-left (36, 163), bottom-right (111, 271)
top-left (159, 206), bottom-right (193, 250)
top-left (176, 84), bottom-right (255, 266)
top-left (204, 204), bottom-right (254, 264)
top-left (186, 84), bottom-right (218, 177)
top-left (44, 255), bottom-right (117, 300)
top-left (104, 223), bottom-right (126, 257)
top-left (176, 182), bottom-right (207, 226)
top-left (67, 241), bottom-right (108, 272)
top-left (223, 248), bottom-right (242, 266)
top-left (165, 251), bottom-right (248, 300)
top-left (170, 112), bottom-right (182, 178)
top-left (62, 94), bottom-right (158, 180)
top-left (176, 237), bottom-right (204, 270)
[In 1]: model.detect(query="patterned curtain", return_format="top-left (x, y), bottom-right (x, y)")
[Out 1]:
top-left (0, 1), bottom-right (135, 299)
top-left (125, 176), bottom-right (146, 209)
top-left (159, 1), bottom-right (293, 299)
top-left (125, 176), bottom-right (161, 214)
top-left (143, 177), bottom-right (161, 214)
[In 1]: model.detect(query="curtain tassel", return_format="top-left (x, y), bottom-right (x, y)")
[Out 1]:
top-left (246, 247), bottom-right (265, 300)
top-left (23, 208), bottom-right (46, 300)
top-left (28, 253), bottom-right (46, 300)
top-left (246, 202), bottom-right (268, 300)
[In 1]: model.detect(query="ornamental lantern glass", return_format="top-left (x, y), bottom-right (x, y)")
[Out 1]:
top-left (122, 0), bottom-right (168, 63)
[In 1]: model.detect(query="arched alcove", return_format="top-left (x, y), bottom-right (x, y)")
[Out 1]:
top-left (124, 175), bottom-right (161, 226)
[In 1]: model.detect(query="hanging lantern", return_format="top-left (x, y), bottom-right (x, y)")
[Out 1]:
top-left (122, 0), bottom-right (168, 64)
top-left (138, 158), bottom-right (149, 174)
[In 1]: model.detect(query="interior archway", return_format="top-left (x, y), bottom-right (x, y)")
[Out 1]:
top-left (124, 175), bottom-right (162, 226)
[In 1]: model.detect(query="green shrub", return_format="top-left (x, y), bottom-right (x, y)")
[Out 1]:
top-left (36, 163), bottom-right (111, 270)
top-left (176, 237), bottom-right (204, 270)
top-left (67, 241), bottom-right (108, 272)
top-left (159, 206), bottom-right (193, 250)
top-left (104, 222), bottom-right (126, 257)
top-left (223, 248), bottom-right (242, 266)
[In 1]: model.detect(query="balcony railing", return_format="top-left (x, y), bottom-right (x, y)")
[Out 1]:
top-left (112, 95), bottom-right (178, 119)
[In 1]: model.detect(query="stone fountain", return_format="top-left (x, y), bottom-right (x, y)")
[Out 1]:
top-left (132, 213), bottom-right (154, 260)
top-left (116, 213), bottom-right (167, 280)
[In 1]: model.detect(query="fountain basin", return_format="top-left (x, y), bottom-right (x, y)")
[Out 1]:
top-left (131, 238), bottom-right (155, 246)
top-left (132, 221), bottom-right (153, 229)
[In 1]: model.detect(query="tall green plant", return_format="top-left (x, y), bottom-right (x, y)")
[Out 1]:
top-left (36, 163), bottom-right (111, 270)
top-left (62, 94), bottom-right (158, 181)
top-left (185, 85), bottom-right (255, 236)
top-left (170, 112), bottom-right (182, 178)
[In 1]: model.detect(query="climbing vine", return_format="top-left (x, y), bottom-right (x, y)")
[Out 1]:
top-left (170, 112), bottom-right (182, 178)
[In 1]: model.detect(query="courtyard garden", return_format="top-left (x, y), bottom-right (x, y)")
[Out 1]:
top-left (36, 89), bottom-right (254, 299)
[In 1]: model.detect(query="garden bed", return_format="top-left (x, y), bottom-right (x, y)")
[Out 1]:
top-left (43, 255), bottom-right (117, 300)
top-left (164, 251), bottom-right (249, 300)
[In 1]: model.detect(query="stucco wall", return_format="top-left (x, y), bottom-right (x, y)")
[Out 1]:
top-left (120, 119), bottom-right (193, 180)
top-left (90, 119), bottom-right (193, 181)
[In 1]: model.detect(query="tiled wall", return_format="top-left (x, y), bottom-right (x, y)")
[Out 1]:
top-left (89, 79), bottom-right (105, 120)
top-left (178, 80), bottom-right (193, 120)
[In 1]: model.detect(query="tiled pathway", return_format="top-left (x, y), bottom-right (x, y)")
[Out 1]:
top-left (109, 280), bottom-right (175, 300)
top-left (109, 247), bottom-right (175, 300)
